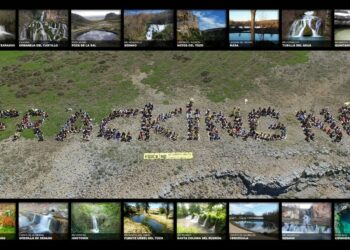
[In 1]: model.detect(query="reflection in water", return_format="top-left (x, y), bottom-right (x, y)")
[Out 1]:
top-left (233, 220), bottom-right (277, 233)
top-left (77, 30), bottom-right (118, 41)
top-left (131, 214), bottom-right (165, 233)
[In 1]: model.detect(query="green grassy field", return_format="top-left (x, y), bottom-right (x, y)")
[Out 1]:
top-left (0, 51), bottom-right (309, 140)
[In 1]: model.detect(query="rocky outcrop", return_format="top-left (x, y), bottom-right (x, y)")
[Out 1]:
top-left (202, 28), bottom-right (226, 41)
top-left (160, 160), bottom-right (350, 198)
top-left (335, 10), bottom-right (350, 26)
top-left (311, 203), bottom-right (331, 219)
top-left (177, 10), bottom-right (199, 37)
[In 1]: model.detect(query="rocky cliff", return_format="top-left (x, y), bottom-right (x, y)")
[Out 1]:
top-left (335, 10), bottom-right (350, 26)
top-left (311, 203), bottom-right (331, 219)
top-left (177, 10), bottom-right (200, 36)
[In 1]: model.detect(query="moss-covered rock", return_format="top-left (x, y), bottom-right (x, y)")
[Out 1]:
top-left (303, 25), bottom-right (313, 36)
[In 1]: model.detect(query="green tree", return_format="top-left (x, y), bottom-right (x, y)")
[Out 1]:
top-left (136, 203), bottom-right (141, 213)
top-left (166, 203), bottom-right (170, 219)
top-left (189, 203), bottom-right (201, 215)
top-left (143, 202), bottom-right (150, 214)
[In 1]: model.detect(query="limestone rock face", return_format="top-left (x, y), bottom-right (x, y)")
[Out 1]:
top-left (177, 10), bottom-right (199, 36)
top-left (282, 206), bottom-right (300, 220)
top-left (311, 203), bottom-right (331, 219)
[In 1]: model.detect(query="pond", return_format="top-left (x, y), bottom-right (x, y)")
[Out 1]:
top-left (232, 220), bottom-right (277, 233)
top-left (131, 214), bottom-right (165, 233)
top-left (337, 212), bottom-right (350, 234)
top-left (77, 30), bottom-right (118, 41)
top-left (335, 28), bottom-right (350, 41)
top-left (229, 33), bottom-right (279, 43)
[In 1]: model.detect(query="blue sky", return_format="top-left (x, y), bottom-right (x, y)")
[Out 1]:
top-left (230, 203), bottom-right (279, 216)
top-left (126, 202), bottom-right (173, 210)
top-left (125, 10), bottom-right (169, 16)
top-left (191, 10), bottom-right (226, 31)
top-left (229, 10), bottom-right (279, 22)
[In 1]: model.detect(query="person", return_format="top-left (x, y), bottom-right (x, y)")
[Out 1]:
top-left (13, 132), bottom-right (20, 141)
top-left (0, 122), bottom-right (5, 131)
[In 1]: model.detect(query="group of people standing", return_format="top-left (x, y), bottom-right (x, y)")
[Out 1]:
top-left (14, 109), bottom-right (48, 141)
top-left (98, 109), bottom-right (138, 141)
top-left (56, 110), bottom-right (93, 141)
top-left (296, 108), bottom-right (342, 142)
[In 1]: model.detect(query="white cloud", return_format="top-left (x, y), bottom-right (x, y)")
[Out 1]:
top-left (193, 11), bottom-right (225, 30)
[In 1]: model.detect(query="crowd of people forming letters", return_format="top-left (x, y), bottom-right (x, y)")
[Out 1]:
top-left (1, 103), bottom-right (350, 143)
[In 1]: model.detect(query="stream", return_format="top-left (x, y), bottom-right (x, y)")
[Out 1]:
top-left (131, 214), bottom-right (165, 233)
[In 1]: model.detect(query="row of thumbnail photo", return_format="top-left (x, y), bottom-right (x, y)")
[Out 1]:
top-left (0, 202), bottom-right (350, 240)
top-left (1, 9), bottom-right (350, 48)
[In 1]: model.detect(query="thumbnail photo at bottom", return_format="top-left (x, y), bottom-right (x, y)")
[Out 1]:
top-left (281, 202), bottom-right (332, 240)
top-left (18, 202), bottom-right (69, 240)
top-left (229, 202), bottom-right (279, 240)
top-left (176, 202), bottom-right (226, 240)
top-left (0, 203), bottom-right (16, 240)
top-left (71, 202), bottom-right (121, 240)
top-left (334, 203), bottom-right (350, 240)
top-left (123, 202), bottom-right (174, 240)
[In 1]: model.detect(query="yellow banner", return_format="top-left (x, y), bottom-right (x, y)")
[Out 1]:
top-left (144, 152), bottom-right (193, 160)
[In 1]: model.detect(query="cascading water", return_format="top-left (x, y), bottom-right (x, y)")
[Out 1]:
top-left (201, 217), bottom-right (208, 227)
top-left (91, 215), bottom-right (100, 233)
top-left (289, 11), bottom-right (323, 38)
top-left (0, 25), bottom-right (14, 40)
top-left (209, 221), bottom-right (216, 233)
top-left (19, 215), bottom-right (31, 228)
top-left (31, 214), bottom-right (53, 233)
top-left (282, 214), bottom-right (331, 234)
top-left (146, 24), bottom-right (167, 40)
top-left (0, 25), bottom-right (8, 34)
top-left (20, 10), bottom-right (68, 42)
top-left (191, 215), bottom-right (200, 223)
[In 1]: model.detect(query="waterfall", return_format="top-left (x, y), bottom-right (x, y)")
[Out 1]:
top-left (0, 25), bottom-right (12, 37)
top-left (288, 11), bottom-right (322, 38)
top-left (19, 215), bottom-right (31, 228)
top-left (201, 217), bottom-right (208, 227)
top-left (146, 24), bottom-right (167, 40)
top-left (20, 10), bottom-right (67, 42)
top-left (40, 11), bottom-right (45, 22)
top-left (91, 215), bottom-right (100, 233)
top-left (191, 215), bottom-right (200, 223)
top-left (302, 214), bottom-right (311, 226)
top-left (185, 215), bottom-right (192, 220)
top-left (0, 25), bottom-right (7, 33)
top-left (32, 214), bottom-right (53, 233)
top-left (209, 221), bottom-right (216, 233)
top-left (282, 222), bottom-right (331, 234)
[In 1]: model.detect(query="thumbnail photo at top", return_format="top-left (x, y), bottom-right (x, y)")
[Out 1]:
top-left (124, 10), bottom-right (174, 48)
top-left (229, 10), bottom-right (279, 48)
top-left (71, 10), bottom-right (121, 48)
top-left (0, 10), bottom-right (16, 45)
top-left (177, 10), bottom-right (227, 48)
top-left (334, 9), bottom-right (350, 46)
top-left (1, 50), bottom-right (350, 199)
top-left (282, 10), bottom-right (332, 47)
top-left (18, 9), bottom-right (69, 47)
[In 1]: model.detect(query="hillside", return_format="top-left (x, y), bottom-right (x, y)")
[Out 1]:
top-left (0, 51), bottom-right (350, 199)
